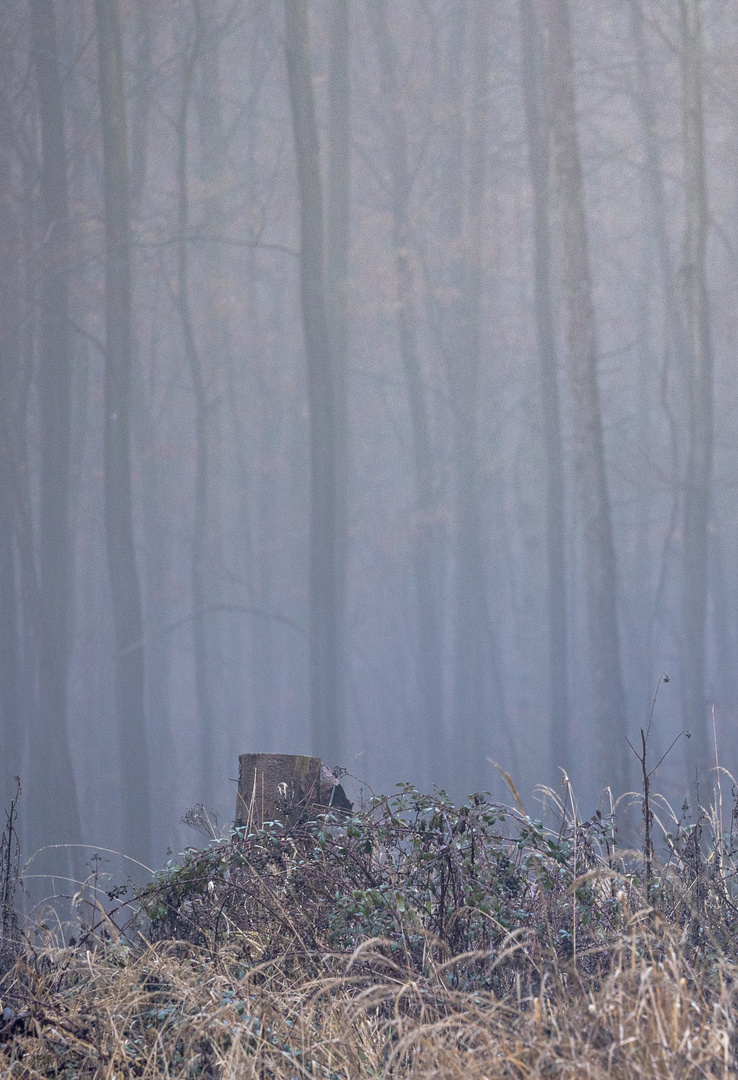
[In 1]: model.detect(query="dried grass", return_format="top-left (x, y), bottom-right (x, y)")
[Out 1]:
top-left (0, 925), bottom-right (735, 1078)
top-left (2, 777), bottom-right (738, 1077)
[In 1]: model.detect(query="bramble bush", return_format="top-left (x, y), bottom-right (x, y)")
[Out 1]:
top-left (3, 774), bottom-right (738, 1077)
top-left (137, 778), bottom-right (738, 991)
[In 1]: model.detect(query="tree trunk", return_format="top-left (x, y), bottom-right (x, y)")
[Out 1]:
top-left (95, 0), bottom-right (152, 866)
top-left (541, 0), bottom-right (628, 794)
top-left (518, 0), bottom-right (569, 778)
top-left (709, 520), bottom-right (734, 709)
top-left (129, 0), bottom-right (153, 208)
top-left (326, 0), bottom-right (351, 766)
top-left (177, 33), bottom-right (208, 793)
top-left (629, 0), bottom-right (687, 741)
top-left (173, 35), bottom-right (218, 807)
top-left (367, 0), bottom-right (446, 782)
top-left (284, 1), bottom-right (342, 764)
top-left (630, 2), bottom-right (690, 390)
top-left (244, 29), bottom-right (275, 751)
top-left (0, 166), bottom-right (40, 854)
top-left (128, 1), bottom-right (177, 861)
top-left (0, 128), bottom-right (23, 808)
top-left (441, 2), bottom-right (501, 792)
top-left (192, 0), bottom-right (240, 794)
top-left (235, 753), bottom-right (321, 829)
top-left (29, 0), bottom-right (83, 864)
top-left (679, 0), bottom-right (713, 792)
top-left (132, 350), bottom-right (178, 858)
top-left (235, 753), bottom-right (350, 829)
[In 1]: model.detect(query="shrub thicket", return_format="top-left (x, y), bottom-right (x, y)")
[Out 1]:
top-left (1, 777), bottom-right (738, 1077)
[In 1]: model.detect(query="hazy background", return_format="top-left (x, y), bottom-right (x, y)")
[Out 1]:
top-left (1, 0), bottom-right (736, 880)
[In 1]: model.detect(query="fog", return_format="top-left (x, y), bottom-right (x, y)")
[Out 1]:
top-left (1, 0), bottom-right (736, 878)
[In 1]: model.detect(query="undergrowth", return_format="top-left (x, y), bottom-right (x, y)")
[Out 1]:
top-left (2, 772), bottom-right (738, 1077)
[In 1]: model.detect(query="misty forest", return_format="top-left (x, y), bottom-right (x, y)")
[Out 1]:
top-left (0, 0), bottom-right (735, 880)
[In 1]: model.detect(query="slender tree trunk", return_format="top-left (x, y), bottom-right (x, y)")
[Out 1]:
top-left (132, 349), bottom-right (177, 857)
top-left (434, 5), bottom-right (468, 783)
top-left (192, 0), bottom-right (238, 789)
top-left (367, 0), bottom-right (445, 781)
top-left (630, 2), bottom-right (690, 387)
top-left (226, 163), bottom-right (273, 750)
top-left (222, 12), bottom-right (275, 746)
top-left (444, 2), bottom-right (499, 791)
top-left (452, 1), bottom-right (480, 789)
top-left (1, 152), bottom-right (38, 856)
top-left (326, 0), bottom-right (351, 762)
top-left (541, 0), bottom-right (628, 794)
top-left (284, 0), bottom-right (341, 763)
top-left (173, 37), bottom-right (217, 805)
top-left (0, 134), bottom-right (22, 807)
top-left (95, 0), bottom-right (152, 865)
top-left (128, 0), bottom-right (177, 860)
top-left (518, 0), bottom-right (569, 778)
top-left (129, 0), bottom-right (152, 209)
top-left (629, 0), bottom-right (687, 743)
top-left (709, 520), bottom-right (733, 709)
top-left (0, 484), bottom-right (20, 804)
top-left (15, 153), bottom-right (41, 853)
top-left (679, 0), bottom-right (713, 790)
top-left (244, 26), bottom-right (275, 750)
top-left (627, 1), bottom-right (671, 735)
top-left (29, 0), bottom-right (82, 864)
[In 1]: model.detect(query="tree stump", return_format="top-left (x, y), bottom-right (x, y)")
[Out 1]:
top-left (234, 753), bottom-right (352, 829)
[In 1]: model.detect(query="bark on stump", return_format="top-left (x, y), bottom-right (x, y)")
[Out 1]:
top-left (234, 753), bottom-right (352, 829)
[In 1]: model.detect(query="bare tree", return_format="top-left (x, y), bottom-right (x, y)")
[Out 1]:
top-left (541, 0), bottom-right (628, 793)
top-left (0, 83), bottom-right (23, 806)
top-left (129, 0), bottom-right (153, 209)
top-left (518, 0), bottom-right (569, 778)
top-left (366, 0), bottom-right (446, 781)
top-left (627, 1), bottom-right (689, 747)
top-left (284, 0), bottom-right (342, 763)
top-left (326, 0), bottom-right (351, 761)
top-left (679, 0), bottom-right (713, 789)
top-left (171, 26), bottom-right (221, 806)
top-left (29, 0), bottom-right (82, 864)
top-left (436, 1), bottom-right (503, 790)
top-left (191, 0), bottom-right (231, 790)
top-left (0, 22), bottom-right (42, 828)
top-left (127, 0), bottom-right (178, 859)
top-left (630, 4), bottom-right (690, 377)
top-left (453, 0), bottom-right (488, 789)
top-left (238, 12), bottom-right (273, 750)
top-left (95, 0), bottom-right (152, 865)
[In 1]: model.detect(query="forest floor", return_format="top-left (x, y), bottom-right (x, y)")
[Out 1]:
top-left (1, 778), bottom-right (737, 1078)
